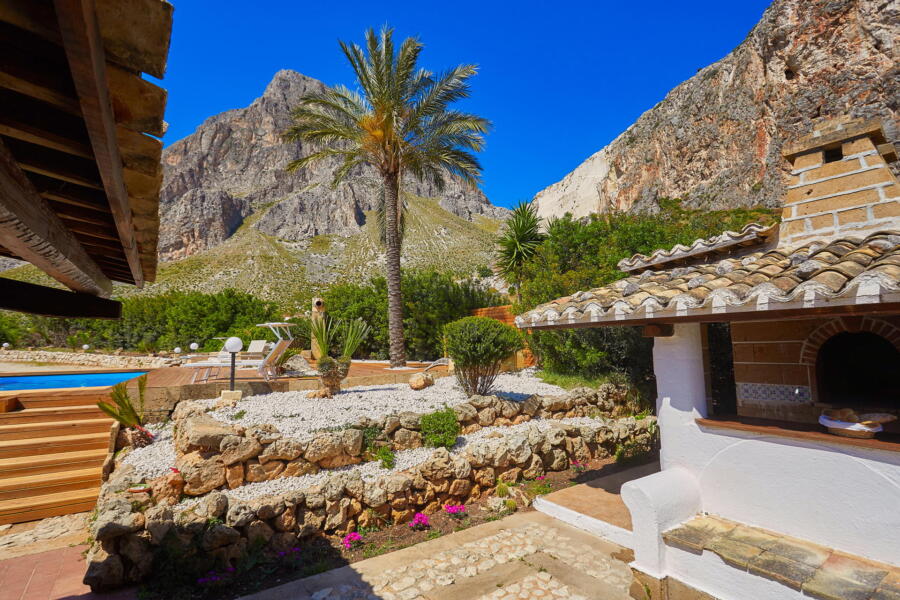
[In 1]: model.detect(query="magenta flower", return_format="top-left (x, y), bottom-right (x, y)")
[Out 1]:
top-left (409, 512), bottom-right (430, 530)
top-left (342, 531), bottom-right (363, 550)
top-left (535, 476), bottom-right (546, 481)
top-left (444, 504), bottom-right (466, 518)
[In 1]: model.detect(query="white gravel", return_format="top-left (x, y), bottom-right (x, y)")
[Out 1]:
top-left (122, 370), bottom-right (570, 496)
top-left (204, 369), bottom-right (565, 441)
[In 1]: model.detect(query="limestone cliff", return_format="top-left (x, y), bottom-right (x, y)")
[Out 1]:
top-left (533, 0), bottom-right (898, 220)
top-left (160, 70), bottom-right (506, 261)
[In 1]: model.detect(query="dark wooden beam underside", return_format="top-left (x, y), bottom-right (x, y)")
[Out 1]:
top-left (54, 0), bottom-right (144, 288)
top-left (0, 277), bottom-right (121, 318)
top-left (0, 138), bottom-right (111, 296)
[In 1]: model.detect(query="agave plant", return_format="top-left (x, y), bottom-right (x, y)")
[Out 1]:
top-left (97, 375), bottom-right (155, 447)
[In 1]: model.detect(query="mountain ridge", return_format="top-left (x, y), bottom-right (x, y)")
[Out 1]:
top-left (532, 0), bottom-right (898, 221)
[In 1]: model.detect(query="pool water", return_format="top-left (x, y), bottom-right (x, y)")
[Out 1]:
top-left (0, 371), bottom-right (147, 391)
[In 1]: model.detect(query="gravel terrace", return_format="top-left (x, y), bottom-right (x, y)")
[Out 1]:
top-left (122, 370), bottom-right (576, 502)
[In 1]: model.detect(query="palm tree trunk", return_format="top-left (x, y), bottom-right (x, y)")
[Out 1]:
top-left (383, 171), bottom-right (407, 367)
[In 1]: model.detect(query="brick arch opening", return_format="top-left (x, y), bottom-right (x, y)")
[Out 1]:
top-left (801, 317), bottom-right (900, 409)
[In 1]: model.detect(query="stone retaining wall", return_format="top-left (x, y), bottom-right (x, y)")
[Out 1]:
top-left (168, 385), bottom-right (630, 494)
top-left (84, 409), bottom-right (657, 590)
top-left (0, 349), bottom-right (173, 370)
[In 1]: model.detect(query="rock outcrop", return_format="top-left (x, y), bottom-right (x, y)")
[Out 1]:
top-left (160, 70), bottom-right (507, 261)
top-left (533, 0), bottom-right (898, 220)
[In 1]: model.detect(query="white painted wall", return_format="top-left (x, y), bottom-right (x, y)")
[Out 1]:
top-left (623, 323), bottom-right (900, 592)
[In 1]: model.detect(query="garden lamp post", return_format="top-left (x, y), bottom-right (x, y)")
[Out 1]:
top-left (189, 342), bottom-right (199, 352)
top-left (224, 337), bottom-right (243, 391)
top-left (82, 344), bottom-right (90, 352)
top-left (1, 342), bottom-right (8, 350)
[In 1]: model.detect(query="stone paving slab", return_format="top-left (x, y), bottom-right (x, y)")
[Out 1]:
top-left (242, 512), bottom-right (633, 600)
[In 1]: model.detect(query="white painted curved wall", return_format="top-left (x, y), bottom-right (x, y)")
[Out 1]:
top-left (625, 322), bottom-right (900, 590)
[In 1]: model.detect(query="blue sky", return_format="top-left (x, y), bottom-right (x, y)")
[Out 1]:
top-left (161, 1), bottom-right (771, 208)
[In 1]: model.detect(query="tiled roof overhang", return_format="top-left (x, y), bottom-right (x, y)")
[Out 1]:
top-left (516, 231), bottom-right (900, 330)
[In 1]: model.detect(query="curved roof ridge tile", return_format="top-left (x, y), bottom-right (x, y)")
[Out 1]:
top-left (617, 222), bottom-right (777, 272)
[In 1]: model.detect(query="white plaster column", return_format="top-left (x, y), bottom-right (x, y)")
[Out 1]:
top-left (653, 322), bottom-right (707, 471)
top-left (621, 322), bottom-right (705, 578)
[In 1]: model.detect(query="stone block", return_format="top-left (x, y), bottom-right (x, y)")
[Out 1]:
top-left (806, 157), bottom-right (862, 180)
top-left (793, 151), bottom-right (823, 170)
top-left (837, 207), bottom-right (869, 225)
top-left (794, 188), bottom-right (880, 216)
top-left (748, 551), bottom-right (816, 590)
top-left (786, 169), bottom-right (891, 205)
top-left (706, 537), bottom-right (763, 570)
top-left (842, 137), bottom-right (876, 155)
top-left (874, 200), bottom-right (900, 219)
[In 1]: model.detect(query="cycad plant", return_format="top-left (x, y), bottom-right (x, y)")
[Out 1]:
top-left (97, 375), bottom-right (155, 447)
top-left (284, 26), bottom-right (490, 368)
top-left (309, 316), bottom-right (372, 397)
top-left (496, 201), bottom-right (546, 299)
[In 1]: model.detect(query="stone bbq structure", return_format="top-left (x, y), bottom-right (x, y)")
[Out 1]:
top-left (517, 118), bottom-right (900, 599)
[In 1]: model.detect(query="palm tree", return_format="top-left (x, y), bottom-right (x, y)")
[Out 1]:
top-left (496, 201), bottom-right (546, 299)
top-left (284, 27), bottom-right (490, 367)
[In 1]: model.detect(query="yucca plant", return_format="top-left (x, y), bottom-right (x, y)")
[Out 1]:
top-left (97, 375), bottom-right (155, 447)
top-left (308, 317), bottom-right (371, 398)
top-left (496, 201), bottom-right (546, 298)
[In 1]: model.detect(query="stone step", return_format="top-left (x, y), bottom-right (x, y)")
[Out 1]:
top-left (0, 448), bottom-right (108, 478)
top-left (0, 432), bottom-right (109, 459)
top-left (0, 418), bottom-right (113, 441)
top-left (0, 467), bottom-right (102, 500)
top-left (0, 405), bottom-right (106, 424)
top-left (0, 488), bottom-right (98, 525)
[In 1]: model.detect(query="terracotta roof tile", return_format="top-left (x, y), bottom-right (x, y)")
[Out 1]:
top-left (517, 231), bottom-right (900, 329)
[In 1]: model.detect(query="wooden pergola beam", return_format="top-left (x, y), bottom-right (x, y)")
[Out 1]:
top-left (54, 0), bottom-right (144, 288)
top-left (0, 278), bottom-right (121, 318)
top-left (0, 139), bottom-right (111, 296)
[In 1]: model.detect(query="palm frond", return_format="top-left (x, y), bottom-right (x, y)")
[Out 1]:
top-left (495, 201), bottom-right (546, 281)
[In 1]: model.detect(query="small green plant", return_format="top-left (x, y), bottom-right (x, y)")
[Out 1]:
top-left (523, 478), bottom-right (552, 497)
top-left (495, 481), bottom-right (510, 497)
top-left (615, 440), bottom-right (653, 464)
top-left (444, 317), bottom-right (523, 395)
top-left (206, 516), bottom-right (224, 527)
top-left (420, 406), bottom-right (460, 449)
top-left (426, 529), bottom-right (443, 540)
top-left (362, 540), bottom-right (398, 559)
top-left (362, 427), bottom-right (381, 453)
top-left (374, 445), bottom-right (396, 469)
top-left (97, 375), bottom-right (154, 446)
top-left (231, 409), bottom-right (246, 420)
top-left (504, 499), bottom-right (518, 512)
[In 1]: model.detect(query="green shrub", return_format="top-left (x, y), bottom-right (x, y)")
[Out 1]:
top-left (504, 499), bottom-right (518, 512)
top-left (444, 317), bottom-right (523, 396)
top-left (420, 406), bottom-right (460, 449)
top-left (495, 481), bottom-right (509, 497)
top-left (374, 446), bottom-right (396, 469)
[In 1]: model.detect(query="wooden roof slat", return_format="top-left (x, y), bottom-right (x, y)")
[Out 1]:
top-left (0, 138), bottom-right (111, 296)
top-left (0, 116), bottom-right (93, 159)
top-left (117, 126), bottom-right (162, 177)
top-left (54, 0), bottom-right (144, 287)
top-left (59, 218), bottom-right (119, 241)
top-left (0, 0), bottom-right (173, 80)
top-left (107, 65), bottom-right (167, 137)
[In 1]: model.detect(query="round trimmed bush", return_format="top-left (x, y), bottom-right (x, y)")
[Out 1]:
top-left (444, 316), bottom-right (523, 396)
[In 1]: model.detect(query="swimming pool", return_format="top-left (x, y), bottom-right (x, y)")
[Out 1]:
top-left (0, 371), bottom-right (147, 391)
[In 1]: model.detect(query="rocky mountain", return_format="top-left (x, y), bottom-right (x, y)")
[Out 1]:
top-left (160, 69), bottom-right (507, 261)
top-left (533, 0), bottom-right (898, 220)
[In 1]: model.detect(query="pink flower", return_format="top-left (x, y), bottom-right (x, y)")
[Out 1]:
top-left (409, 513), bottom-right (430, 530)
top-left (169, 467), bottom-right (180, 474)
top-left (535, 476), bottom-right (546, 481)
top-left (444, 504), bottom-right (466, 517)
top-left (342, 532), bottom-right (362, 550)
